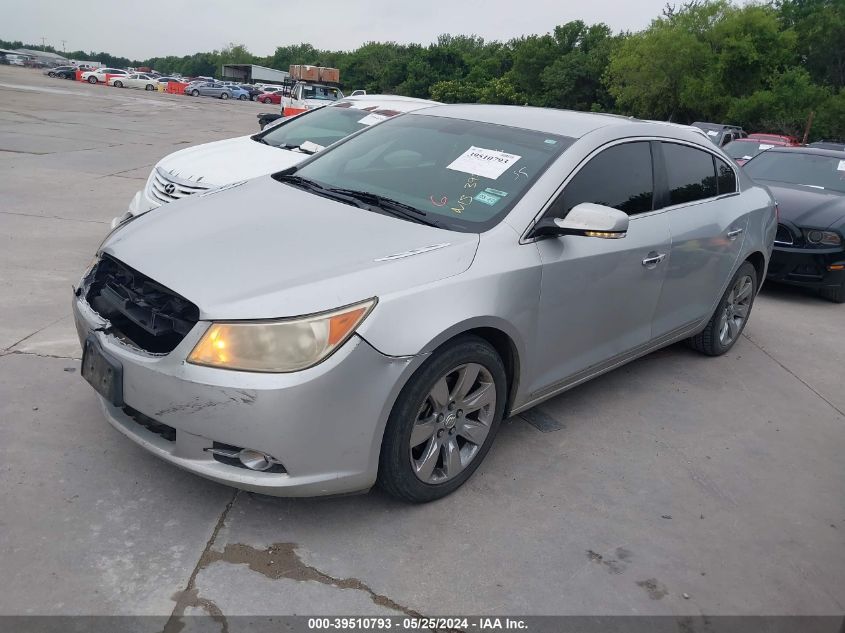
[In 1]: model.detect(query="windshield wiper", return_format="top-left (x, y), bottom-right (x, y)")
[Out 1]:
top-left (273, 142), bottom-right (318, 155)
top-left (276, 174), bottom-right (327, 192)
top-left (326, 188), bottom-right (440, 227)
top-left (275, 178), bottom-right (442, 228)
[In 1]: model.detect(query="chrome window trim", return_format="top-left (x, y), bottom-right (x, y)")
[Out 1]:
top-left (520, 135), bottom-right (741, 243)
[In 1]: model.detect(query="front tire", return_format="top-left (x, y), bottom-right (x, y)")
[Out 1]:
top-left (263, 97), bottom-right (272, 104)
top-left (113, 80), bottom-right (123, 88)
top-left (819, 283), bottom-right (845, 303)
top-left (145, 84), bottom-right (154, 91)
top-left (378, 336), bottom-right (507, 503)
top-left (238, 94), bottom-right (247, 100)
top-left (220, 92), bottom-right (229, 100)
top-left (87, 76), bottom-right (97, 84)
top-left (191, 89), bottom-right (199, 97)
top-left (689, 261), bottom-right (757, 356)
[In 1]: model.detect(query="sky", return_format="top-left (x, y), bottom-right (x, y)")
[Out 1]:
top-left (5, 0), bottom-right (673, 60)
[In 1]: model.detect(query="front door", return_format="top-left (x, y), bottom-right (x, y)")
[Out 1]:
top-left (529, 141), bottom-right (671, 395)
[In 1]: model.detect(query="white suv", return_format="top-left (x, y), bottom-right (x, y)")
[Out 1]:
top-left (81, 67), bottom-right (128, 84)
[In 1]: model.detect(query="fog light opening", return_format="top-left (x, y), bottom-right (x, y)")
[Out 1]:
top-left (238, 448), bottom-right (282, 471)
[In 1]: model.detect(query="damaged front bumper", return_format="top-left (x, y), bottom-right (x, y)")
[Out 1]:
top-left (72, 289), bottom-right (421, 497)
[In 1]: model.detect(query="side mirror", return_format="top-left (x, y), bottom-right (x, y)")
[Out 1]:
top-left (531, 203), bottom-right (629, 239)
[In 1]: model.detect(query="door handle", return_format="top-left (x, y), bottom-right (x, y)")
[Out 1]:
top-left (642, 253), bottom-right (666, 267)
top-left (727, 228), bottom-right (744, 239)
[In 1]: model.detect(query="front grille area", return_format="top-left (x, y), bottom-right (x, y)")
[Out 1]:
top-left (84, 255), bottom-right (199, 353)
top-left (775, 224), bottom-right (795, 246)
top-left (148, 168), bottom-right (210, 204)
top-left (124, 406), bottom-right (176, 442)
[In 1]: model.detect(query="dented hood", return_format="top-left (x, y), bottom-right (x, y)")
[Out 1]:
top-left (155, 135), bottom-right (305, 187)
top-left (101, 176), bottom-right (479, 319)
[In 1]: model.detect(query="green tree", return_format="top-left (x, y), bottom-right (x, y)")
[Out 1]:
top-left (727, 67), bottom-right (830, 135)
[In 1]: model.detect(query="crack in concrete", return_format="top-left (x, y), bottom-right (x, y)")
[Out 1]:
top-left (2, 315), bottom-right (67, 352)
top-left (201, 542), bottom-right (423, 617)
top-left (0, 148), bottom-right (54, 155)
top-left (164, 489), bottom-right (239, 633)
top-left (0, 209), bottom-right (109, 225)
top-left (4, 350), bottom-right (80, 361)
top-left (742, 333), bottom-right (845, 418)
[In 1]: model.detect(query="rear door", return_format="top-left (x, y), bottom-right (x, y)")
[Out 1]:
top-left (529, 141), bottom-right (671, 394)
top-left (651, 142), bottom-right (747, 338)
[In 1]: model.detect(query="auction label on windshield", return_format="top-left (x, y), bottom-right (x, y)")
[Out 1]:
top-left (838, 159), bottom-right (845, 171)
top-left (447, 146), bottom-right (522, 180)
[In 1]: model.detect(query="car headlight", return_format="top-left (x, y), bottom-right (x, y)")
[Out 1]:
top-left (187, 298), bottom-right (377, 372)
top-left (804, 230), bottom-right (842, 246)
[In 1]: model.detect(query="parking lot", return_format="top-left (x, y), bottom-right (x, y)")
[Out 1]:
top-left (1, 64), bottom-right (843, 624)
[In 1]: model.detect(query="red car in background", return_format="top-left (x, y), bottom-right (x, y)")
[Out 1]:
top-left (724, 133), bottom-right (802, 165)
top-left (257, 92), bottom-right (282, 104)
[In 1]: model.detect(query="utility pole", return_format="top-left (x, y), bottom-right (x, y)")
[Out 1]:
top-left (61, 40), bottom-right (67, 53)
top-left (41, 36), bottom-right (47, 51)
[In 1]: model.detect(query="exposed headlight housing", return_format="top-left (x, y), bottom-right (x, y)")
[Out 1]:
top-left (187, 298), bottom-right (377, 373)
top-left (804, 230), bottom-right (842, 246)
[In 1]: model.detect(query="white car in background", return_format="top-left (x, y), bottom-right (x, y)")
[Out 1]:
top-left (82, 67), bottom-right (128, 84)
top-left (108, 73), bottom-right (158, 91)
top-left (115, 95), bottom-right (439, 226)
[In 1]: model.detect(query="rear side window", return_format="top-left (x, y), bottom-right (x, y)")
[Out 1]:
top-left (715, 157), bottom-right (737, 194)
top-left (550, 142), bottom-right (654, 217)
top-left (662, 143), bottom-right (717, 205)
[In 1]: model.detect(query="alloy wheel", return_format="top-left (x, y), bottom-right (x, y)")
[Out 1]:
top-left (718, 274), bottom-right (753, 346)
top-left (409, 363), bottom-right (496, 484)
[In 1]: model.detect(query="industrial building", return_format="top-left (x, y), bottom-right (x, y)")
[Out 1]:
top-left (13, 48), bottom-right (70, 66)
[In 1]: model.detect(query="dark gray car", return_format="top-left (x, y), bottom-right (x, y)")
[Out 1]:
top-left (186, 82), bottom-right (234, 99)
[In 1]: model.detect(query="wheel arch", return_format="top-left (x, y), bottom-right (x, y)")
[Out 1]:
top-left (745, 251), bottom-right (766, 291)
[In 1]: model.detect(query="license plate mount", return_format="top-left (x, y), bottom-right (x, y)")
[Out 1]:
top-left (81, 335), bottom-right (124, 407)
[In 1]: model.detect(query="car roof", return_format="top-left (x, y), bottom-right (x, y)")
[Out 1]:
top-left (763, 146), bottom-right (845, 158)
top-left (410, 104), bottom-right (707, 141)
top-left (692, 121), bottom-right (744, 131)
top-left (729, 137), bottom-right (786, 144)
top-left (808, 141), bottom-right (845, 150)
top-left (340, 94), bottom-right (440, 112)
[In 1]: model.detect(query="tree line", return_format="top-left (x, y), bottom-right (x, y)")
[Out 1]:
top-left (4, 0), bottom-right (842, 139)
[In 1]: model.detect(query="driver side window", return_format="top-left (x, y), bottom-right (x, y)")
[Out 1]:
top-left (547, 141), bottom-right (655, 219)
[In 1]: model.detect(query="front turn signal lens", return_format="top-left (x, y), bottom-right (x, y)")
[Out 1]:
top-left (188, 298), bottom-right (376, 373)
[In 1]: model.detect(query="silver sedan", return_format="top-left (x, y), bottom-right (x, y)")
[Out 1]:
top-left (74, 105), bottom-right (776, 502)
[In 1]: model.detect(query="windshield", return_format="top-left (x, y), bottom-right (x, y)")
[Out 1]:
top-left (258, 104), bottom-right (394, 150)
top-left (285, 114), bottom-right (572, 232)
top-left (724, 141), bottom-right (774, 160)
top-left (744, 151), bottom-right (845, 193)
top-left (302, 85), bottom-right (341, 101)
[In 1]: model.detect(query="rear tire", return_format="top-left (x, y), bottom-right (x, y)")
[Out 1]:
top-left (220, 92), bottom-right (229, 100)
top-left (145, 84), bottom-right (154, 91)
top-left (238, 94), bottom-right (247, 100)
top-left (689, 261), bottom-right (757, 356)
top-left (263, 97), bottom-right (272, 103)
top-left (377, 335), bottom-right (507, 503)
top-left (87, 76), bottom-right (97, 84)
top-left (113, 80), bottom-right (123, 88)
top-left (819, 283), bottom-right (845, 303)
